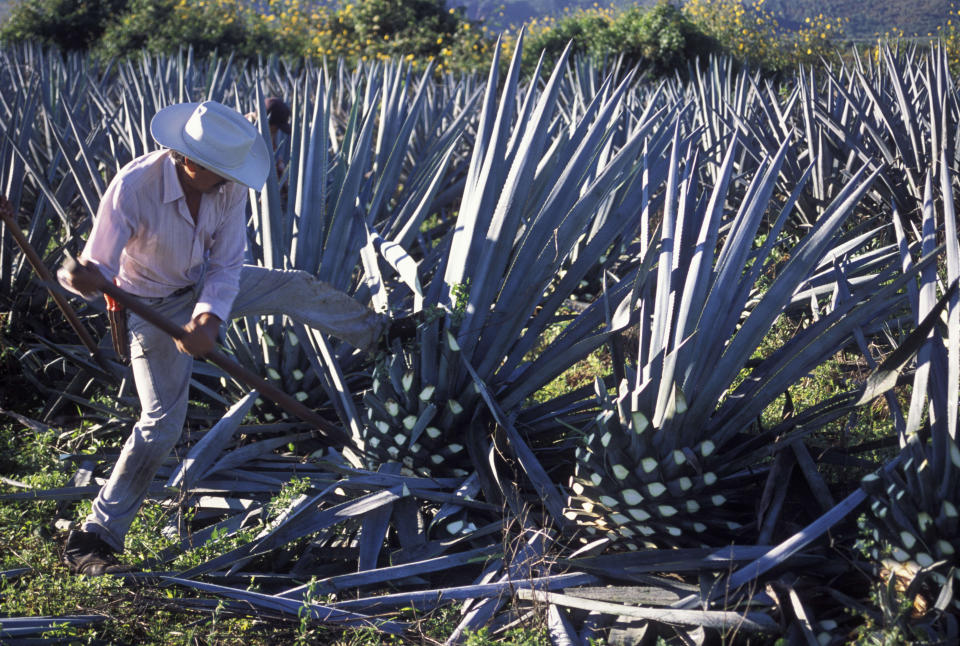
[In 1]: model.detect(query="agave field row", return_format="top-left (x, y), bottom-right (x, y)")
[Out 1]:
top-left (1, 39), bottom-right (959, 643)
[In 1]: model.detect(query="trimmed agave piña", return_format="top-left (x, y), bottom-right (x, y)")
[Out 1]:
top-left (359, 35), bottom-right (676, 495)
top-left (565, 128), bottom-right (917, 549)
top-left (861, 158), bottom-right (960, 613)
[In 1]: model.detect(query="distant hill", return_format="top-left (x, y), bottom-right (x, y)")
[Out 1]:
top-left (461, 0), bottom-right (954, 39)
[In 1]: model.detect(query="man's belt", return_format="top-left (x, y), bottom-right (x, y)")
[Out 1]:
top-left (104, 284), bottom-right (194, 362)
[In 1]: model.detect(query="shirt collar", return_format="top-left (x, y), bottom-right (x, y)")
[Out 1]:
top-left (162, 152), bottom-right (185, 204)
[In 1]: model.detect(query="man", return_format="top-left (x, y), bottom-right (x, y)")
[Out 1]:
top-left (245, 96), bottom-right (290, 178)
top-left (57, 100), bottom-right (402, 575)
top-left (264, 96), bottom-right (291, 145)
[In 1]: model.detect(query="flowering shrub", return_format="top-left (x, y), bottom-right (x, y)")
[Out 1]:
top-left (98, 0), bottom-right (275, 60)
top-left (521, 2), bottom-right (719, 76)
top-left (683, 0), bottom-right (847, 69)
top-left (5, 0), bottom-right (938, 76)
top-left (934, 4), bottom-right (960, 71)
top-left (2, 0), bottom-right (489, 72)
top-left (303, 0), bottom-right (491, 71)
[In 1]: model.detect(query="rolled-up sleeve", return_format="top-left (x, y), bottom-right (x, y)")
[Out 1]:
top-left (192, 184), bottom-right (248, 322)
top-left (79, 178), bottom-right (134, 285)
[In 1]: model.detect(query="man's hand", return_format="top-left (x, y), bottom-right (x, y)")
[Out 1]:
top-left (176, 312), bottom-right (222, 357)
top-left (57, 256), bottom-right (108, 300)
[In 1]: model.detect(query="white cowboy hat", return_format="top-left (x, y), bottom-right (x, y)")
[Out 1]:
top-left (150, 100), bottom-right (271, 191)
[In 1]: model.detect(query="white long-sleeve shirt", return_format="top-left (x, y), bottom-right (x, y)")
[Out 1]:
top-left (75, 149), bottom-right (248, 322)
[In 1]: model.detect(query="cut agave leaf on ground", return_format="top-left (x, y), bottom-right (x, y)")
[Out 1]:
top-left (167, 391), bottom-right (258, 489)
top-left (517, 589), bottom-right (778, 633)
top-left (162, 576), bottom-right (408, 634)
top-left (328, 572), bottom-right (598, 613)
top-left (277, 544), bottom-right (499, 600)
top-left (0, 615), bottom-right (107, 639)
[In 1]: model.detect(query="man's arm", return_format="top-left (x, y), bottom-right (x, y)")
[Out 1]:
top-left (192, 184), bottom-right (247, 323)
top-left (57, 177), bottom-right (133, 300)
top-left (178, 184), bottom-right (247, 358)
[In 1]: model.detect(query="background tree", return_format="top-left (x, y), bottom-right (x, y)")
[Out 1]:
top-left (0, 0), bottom-right (128, 51)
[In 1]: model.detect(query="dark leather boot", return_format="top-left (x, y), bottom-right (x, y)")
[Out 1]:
top-left (63, 530), bottom-right (129, 575)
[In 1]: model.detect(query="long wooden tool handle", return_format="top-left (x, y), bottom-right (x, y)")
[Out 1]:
top-left (91, 276), bottom-right (353, 448)
top-left (0, 206), bottom-right (115, 375)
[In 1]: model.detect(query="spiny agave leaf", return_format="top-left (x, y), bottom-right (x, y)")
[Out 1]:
top-left (0, 568), bottom-right (30, 581)
top-left (672, 130), bottom-right (741, 348)
top-left (711, 253), bottom-right (928, 442)
top-left (150, 509), bottom-right (262, 567)
top-left (29, 336), bottom-right (118, 386)
top-left (6, 142), bottom-right (73, 228)
top-left (547, 603), bottom-right (578, 645)
top-left (477, 105), bottom-right (661, 382)
top-left (939, 150), bottom-right (959, 447)
top-left (0, 483), bottom-right (171, 502)
top-left (517, 589), bottom-right (777, 633)
top-left (568, 544), bottom-right (774, 577)
top-left (0, 407), bottom-right (56, 433)
top-left (899, 177), bottom-right (940, 440)
top-left (45, 97), bottom-right (105, 218)
top-left (359, 225), bottom-right (388, 313)
top-left (683, 481), bottom-right (881, 607)
top-left (320, 89), bottom-right (380, 289)
top-left (460, 356), bottom-right (567, 526)
top-left (442, 35), bottom-right (514, 299)
top-left (0, 616), bottom-right (106, 638)
top-left (373, 230), bottom-right (423, 313)
top-left (852, 65), bottom-right (920, 182)
top-left (261, 484), bottom-right (410, 552)
top-left (162, 576), bottom-right (407, 633)
top-left (357, 463), bottom-right (401, 571)
top-left (278, 544), bottom-right (499, 600)
top-left (167, 391), bottom-right (258, 489)
top-left (430, 472), bottom-right (482, 530)
top-left (294, 326), bottom-right (365, 466)
top-left (391, 140), bottom-right (462, 249)
top-left (648, 121), bottom-right (684, 371)
top-left (502, 274), bottom-right (642, 411)
top-left (204, 432), bottom-right (313, 476)
top-left (456, 41), bottom-right (575, 362)
top-left (695, 164), bottom-right (883, 418)
top-left (856, 280), bottom-right (957, 406)
top-left (177, 484), bottom-right (406, 579)
top-left (328, 572), bottom-right (598, 613)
